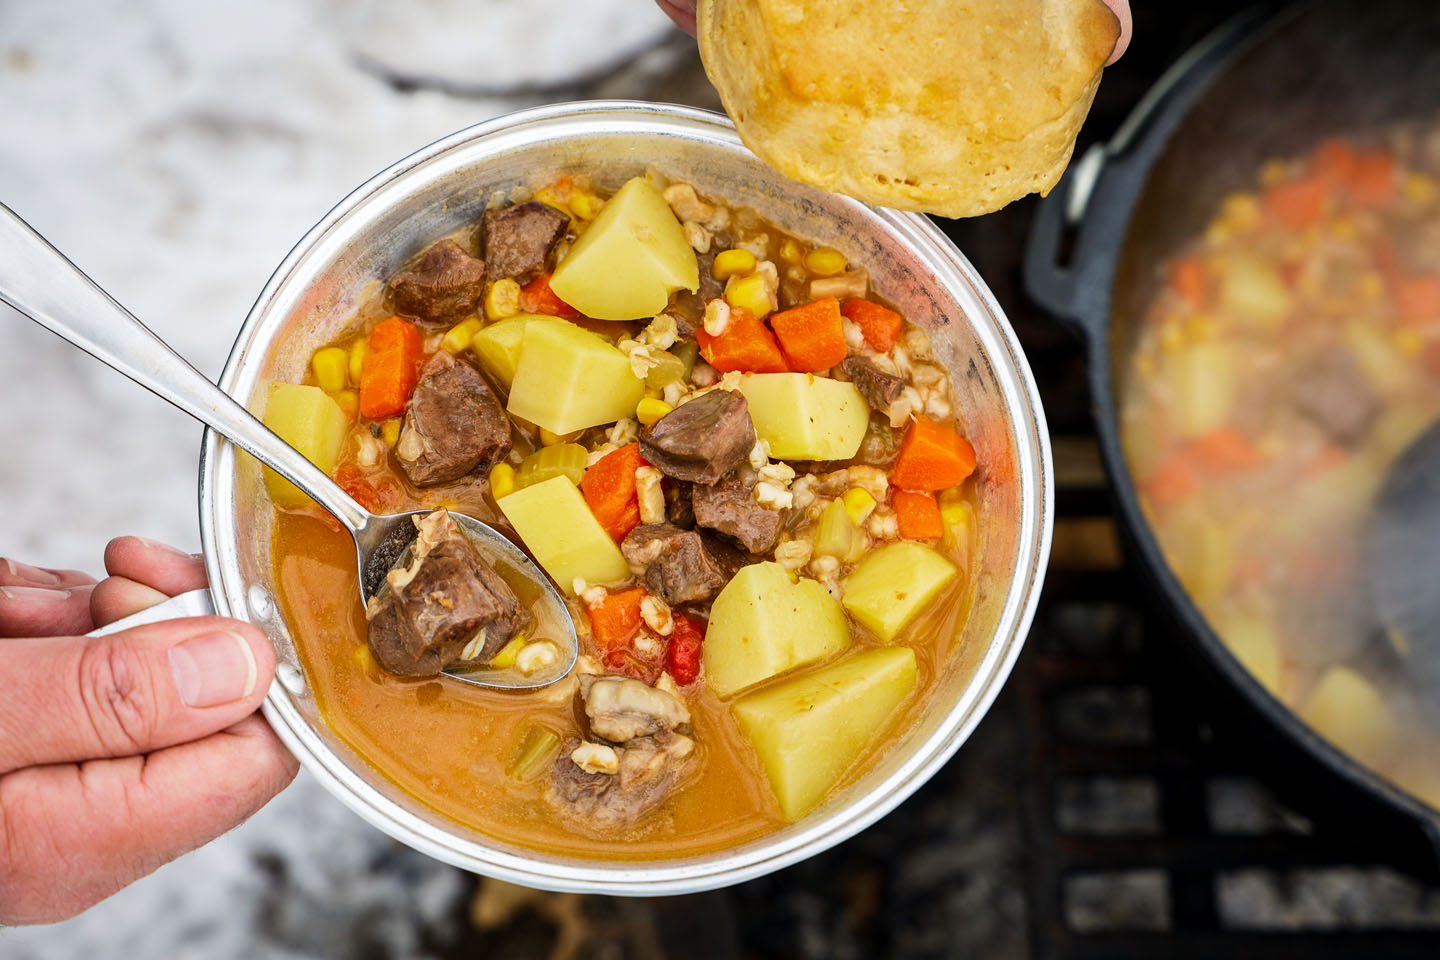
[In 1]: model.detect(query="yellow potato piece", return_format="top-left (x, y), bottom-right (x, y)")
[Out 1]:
top-left (496, 476), bottom-right (630, 593)
top-left (261, 383), bottom-right (349, 509)
top-left (734, 646), bottom-right (917, 820)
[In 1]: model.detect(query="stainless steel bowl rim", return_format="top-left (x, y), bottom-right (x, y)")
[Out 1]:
top-left (198, 100), bottom-right (1053, 895)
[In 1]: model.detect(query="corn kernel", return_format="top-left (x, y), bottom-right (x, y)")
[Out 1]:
top-left (636, 397), bottom-right (673, 426)
top-left (725, 272), bottom-right (775, 319)
top-left (569, 191), bottom-right (605, 220)
top-left (778, 238), bottom-right (804, 263)
top-left (1395, 329), bottom-right (1424, 357)
top-left (712, 248), bottom-right (757, 280)
top-left (842, 488), bottom-right (877, 524)
top-left (311, 347), bottom-right (349, 393)
top-left (381, 419), bottom-right (401, 448)
top-left (489, 462), bottom-right (516, 500)
top-left (1219, 192), bottom-right (1261, 230)
top-left (1404, 173), bottom-right (1437, 207)
top-left (348, 339), bottom-right (368, 386)
top-left (533, 185), bottom-right (570, 214)
top-left (490, 635), bottom-right (528, 670)
top-left (941, 499), bottom-right (975, 562)
top-left (485, 278), bottom-right (522, 320)
top-left (1185, 314), bottom-right (1217, 341)
top-left (440, 317), bottom-right (483, 353)
top-left (353, 644), bottom-right (378, 677)
top-left (1330, 217), bottom-right (1358, 240)
top-left (1260, 160), bottom-right (1289, 187)
top-left (333, 389), bottom-right (359, 421)
top-left (804, 247), bottom-right (848, 277)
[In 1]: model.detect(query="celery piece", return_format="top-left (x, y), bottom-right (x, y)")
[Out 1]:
top-left (645, 350), bottom-right (687, 389)
top-left (508, 726), bottom-right (562, 782)
top-left (814, 499), bottom-right (859, 559)
top-left (672, 339), bottom-right (700, 379)
top-left (515, 443), bottom-right (588, 490)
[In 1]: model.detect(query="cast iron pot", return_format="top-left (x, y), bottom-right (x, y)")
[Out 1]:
top-left (1025, 0), bottom-right (1440, 879)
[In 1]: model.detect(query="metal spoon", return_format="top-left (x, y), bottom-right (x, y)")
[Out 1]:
top-left (1366, 419), bottom-right (1440, 722)
top-left (0, 201), bottom-right (577, 690)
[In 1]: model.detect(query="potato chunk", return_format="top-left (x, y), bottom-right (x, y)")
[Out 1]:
top-left (734, 646), bottom-right (917, 820)
top-left (497, 476), bottom-right (631, 593)
top-left (738, 373), bottom-right (869, 460)
top-left (506, 320), bottom-right (646, 435)
top-left (703, 561), bottom-right (851, 696)
top-left (548, 177), bottom-right (699, 321)
top-left (469, 313), bottom-right (566, 387)
top-left (841, 542), bottom-right (957, 641)
top-left (261, 383), bottom-right (350, 509)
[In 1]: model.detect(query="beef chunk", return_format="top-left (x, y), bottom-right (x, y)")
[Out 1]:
top-left (843, 356), bottom-right (905, 411)
top-left (365, 510), bottom-right (530, 677)
top-left (692, 467), bottom-right (783, 554)
top-left (621, 522), bottom-right (739, 605)
top-left (546, 675), bottom-right (695, 827)
top-left (395, 352), bottom-right (511, 486)
top-left (389, 239), bottom-right (486, 324)
top-left (1290, 346), bottom-right (1381, 444)
top-left (547, 732), bottom-right (695, 828)
top-left (482, 201), bottom-right (569, 284)
top-left (639, 390), bottom-right (757, 484)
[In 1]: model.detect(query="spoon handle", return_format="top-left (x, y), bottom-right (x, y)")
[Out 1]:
top-left (0, 202), bottom-right (370, 534)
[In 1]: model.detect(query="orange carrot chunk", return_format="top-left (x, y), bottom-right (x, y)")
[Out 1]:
top-left (1347, 149), bottom-right (1397, 206)
top-left (519, 272), bottom-right (581, 318)
top-left (890, 416), bottom-right (977, 492)
top-left (840, 298), bottom-right (904, 352)
top-left (770, 296), bottom-right (848, 372)
top-left (1189, 427), bottom-right (1262, 472)
top-left (893, 489), bottom-right (944, 540)
top-left (581, 442), bottom-right (647, 542)
top-left (1311, 138), bottom-right (1358, 186)
top-left (695, 306), bottom-right (789, 373)
top-left (358, 316), bottom-right (423, 419)
top-left (1142, 453), bottom-right (1195, 508)
top-left (584, 586), bottom-right (647, 653)
top-left (1397, 275), bottom-right (1440, 327)
top-left (1168, 255), bottom-right (1209, 308)
top-left (1263, 175), bottom-right (1327, 231)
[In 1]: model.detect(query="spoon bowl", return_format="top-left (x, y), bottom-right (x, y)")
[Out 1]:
top-left (0, 200), bottom-right (577, 690)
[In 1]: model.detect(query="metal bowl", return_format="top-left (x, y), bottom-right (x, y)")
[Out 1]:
top-left (198, 101), bottom-right (1053, 894)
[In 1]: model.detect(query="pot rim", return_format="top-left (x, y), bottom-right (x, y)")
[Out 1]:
top-left (198, 100), bottom-right (1054, 894)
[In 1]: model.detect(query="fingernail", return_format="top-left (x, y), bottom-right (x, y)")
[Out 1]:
top-left (136, 537), bottom-right (194, 557)
top-left (0, 586), bottom-right (73, 602)
top-left (2, 559), bottom-right (61, 586)
top-left (169, 631), bottom-right (258, 708)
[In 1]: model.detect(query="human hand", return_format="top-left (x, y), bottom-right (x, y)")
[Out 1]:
top-left (0, 537), bottom-right (298, 924)
top-left (656, 0), bottom-right (1133, 64)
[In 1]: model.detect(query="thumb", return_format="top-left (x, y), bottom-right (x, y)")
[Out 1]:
top-left (0, 616), bottom-right (275, 773)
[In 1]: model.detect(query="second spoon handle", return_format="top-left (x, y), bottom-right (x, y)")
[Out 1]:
top-left (0, 201), bottom-right (370, 534)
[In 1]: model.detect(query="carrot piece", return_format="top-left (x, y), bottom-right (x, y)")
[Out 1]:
top-left (1397, 275), bottom-right (1440, 327)
top-left (1311, 138), bottom-right (1358, 186)
top-left (890, 416), bottom-right (977, 492)
top-left (840, 298), bottom-right (904, 352)
top-left (665, 613), bottom-right (705, 685)
top-left (770, 296), bottom-right (848, 371)
top-left (1347, 149), bottom-right (1397, 206)
top-left (695, 306), bottom-right (789, 373)
top-left (358, 316), bottom-right (423, 419)
top-left (584, 586), bottom-right (646, 653)
top-left (893, 489), bottom-right (944, 540)
top-left (581, 442), bottom-right (647, 542)
top-left (1263, 175), bottom-right (1328, 230)
top-left (1168, 255), bottom-right (1209, 308)
top-left (1189, 427), bottom-right (1261, 472)
top-left (519, 272), bottom-right (581, 318)
top-left (1142, 453), bottom-right (1195, 508)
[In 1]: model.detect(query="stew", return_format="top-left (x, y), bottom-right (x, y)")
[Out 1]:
top-left (1121, 125), bottom-right (1440, 806)
top-left (263, 170), bottom-right (981, 857)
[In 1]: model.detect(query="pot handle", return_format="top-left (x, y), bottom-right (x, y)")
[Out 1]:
top-left (87, 588), bottom-right (216, 638)
top-left (1022, 144), bottom-right (1112, 342)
